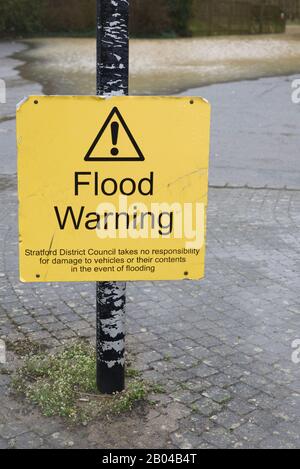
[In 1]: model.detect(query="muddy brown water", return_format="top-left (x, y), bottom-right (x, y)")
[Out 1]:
top-left (18, 25), bottom-right (300, 95)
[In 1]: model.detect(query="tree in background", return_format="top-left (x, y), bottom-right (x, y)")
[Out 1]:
top-left (130, 0), bottom-right (194, 36)
top-left (130, 0), bottom-right (172, 36)
top-left (44, 0), bottom-right (95, 33)
top-left (0, 0), bottom-right (96, 36)
top-left (0, 0), bottom-right (290, 38)
top-left (0, 0), bottom-right (175, 37)
top-left (168, 0), bottom-right (194, 36)
top-left (0, 0), bottom-right (46, 35)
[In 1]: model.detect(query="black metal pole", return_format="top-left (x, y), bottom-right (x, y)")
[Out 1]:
top-left (97, 0), bottom-right (129, 96)
top-left (96, 0), bottom-right (128, 394)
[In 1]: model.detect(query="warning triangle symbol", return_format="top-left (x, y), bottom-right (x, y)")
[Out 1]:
top-left (84, 107), bottom-right (145, 162)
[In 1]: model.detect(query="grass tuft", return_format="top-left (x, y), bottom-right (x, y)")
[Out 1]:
top-left (12, 341), bottom-right (162, 423)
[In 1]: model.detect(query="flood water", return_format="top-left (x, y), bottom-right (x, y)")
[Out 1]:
top-left (18, 25), bottom-right (300, 95)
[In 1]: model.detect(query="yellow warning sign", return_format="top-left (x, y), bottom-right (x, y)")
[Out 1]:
top-left (18, 96), bottom-right (210, 282)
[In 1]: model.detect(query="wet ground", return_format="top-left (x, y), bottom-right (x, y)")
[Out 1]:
top-left (0, 42), bottom-right (42, 175)
top-left (1, 30), bottom-right (300, 187)
top-left (18, 25), bottom-right (300, 95)
top-left (182, 76), bottom-right (300, 189)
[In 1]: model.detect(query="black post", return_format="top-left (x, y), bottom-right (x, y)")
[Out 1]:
top-left (97, 0), bottom-right (129, 96)
top-left (96, 0), bottom-right (129, 394)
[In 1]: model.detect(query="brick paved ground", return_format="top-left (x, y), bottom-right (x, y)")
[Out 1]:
top-left (1, 176), bottom-right (299, 449)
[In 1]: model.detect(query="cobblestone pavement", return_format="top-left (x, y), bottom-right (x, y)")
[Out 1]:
top-left (0, 177), bottom-right (299, 449)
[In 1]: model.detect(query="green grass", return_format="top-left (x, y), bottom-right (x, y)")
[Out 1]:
top-left (149, 383), bottom-right (165, 394)
top-left (12, 341), bottom-right (162, 424)
top-left (190, 403), bottom-right (199, 413)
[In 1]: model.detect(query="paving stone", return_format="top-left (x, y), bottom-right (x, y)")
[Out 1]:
top-left (227, 398), bottom-right (257, 416)
top-left (0, 422), bottom-right (28, 439)
top-left (0, 437), bottom-right (9, 449)
top-left (247, 409), bottom-right (284, 430)
top-left (259, 436), bottom-right (298, 449)
top-left (228, 383), bottom-right (260, 400)
top-left (272, 421), bottom-right (300, 445)
top-left (233, 422), bottom-right (269, 444)
top-left (202, 386), bottom-right (232, 404)
top-left (210, 410), bottom-right (245, 431)
top-left (12, 431), bottom-right (44, 449)
top-left (193, 364), bottom-right (218, 379)
top-left (202, 427), bottom-right (239, 449)
top-left (192, 397), bottom-right (222, 417)
top-left (170, 430), bottom-right (203, 450)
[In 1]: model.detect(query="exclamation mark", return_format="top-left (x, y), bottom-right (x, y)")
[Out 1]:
top-left (110, 121), bottom-right (119, 156)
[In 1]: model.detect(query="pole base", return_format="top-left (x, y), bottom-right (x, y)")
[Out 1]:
top-left (97, 363), bottom-right (125, 394)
